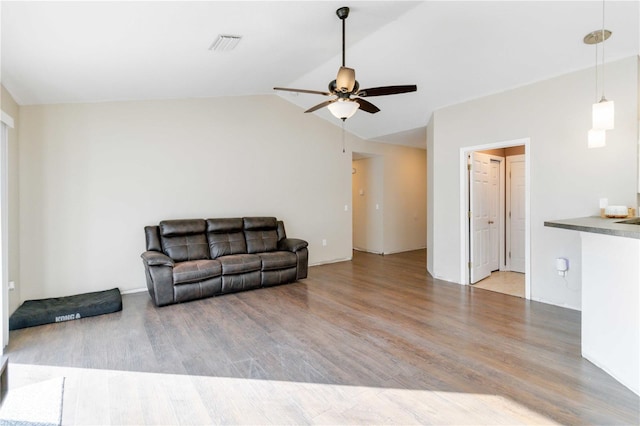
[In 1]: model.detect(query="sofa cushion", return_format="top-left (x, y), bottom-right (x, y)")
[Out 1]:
top-left (160, 219), bottom-right (206, 237)
top-left (243, 217), bottom-right (277, 230)
top-left (218, 254), bottom-right (262, 275)
top-left (173, 260), bottom-right (222, 285)
top-left (243, 217), bottom-right (278, 254)
top-left (160, 219), bottom-right (209, 262)
top-left (257, 251), bottom-right (297, 271)
top-left (245, 230), bottom-right (278, 254)
top-left (207, 218), bottom-right (243, 233)
top-left (206, 218), bottom-right (247, 258)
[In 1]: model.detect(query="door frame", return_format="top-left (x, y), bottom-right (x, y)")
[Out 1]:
top-left (0, 111), bottom-right (14, 351)
top-left (459, 138), bottom-right (531, 299)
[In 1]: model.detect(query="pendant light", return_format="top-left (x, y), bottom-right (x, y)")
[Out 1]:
top-left (585, 0), bottom-right (614, 148)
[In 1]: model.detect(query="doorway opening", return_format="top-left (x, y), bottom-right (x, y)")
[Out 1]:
top-left (460, 138), bottom-right (530, 299)
top-left (352, 152), bottom-right (383, 254)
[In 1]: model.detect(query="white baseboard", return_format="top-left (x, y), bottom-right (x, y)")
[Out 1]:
top-left (309, 257), bottom-right (352, 267)
top-left (120, 287), bottom-right (147, 295)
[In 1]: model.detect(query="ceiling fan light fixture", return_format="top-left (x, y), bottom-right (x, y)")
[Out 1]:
top-left (328, 99), bottom-right (360, 120)
top-left (336, 67), bottom-right (356, 92)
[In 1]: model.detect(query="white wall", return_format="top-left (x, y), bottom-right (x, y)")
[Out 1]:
top-left (352, 157), bottom-right (383, 253)
top-left (18, 94), bottom-right (427, 301)
top-left (429, 56), bottom-right (638, 310)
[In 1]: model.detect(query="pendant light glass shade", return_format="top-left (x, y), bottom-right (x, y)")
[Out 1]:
top-left (588, 128), bottom-right (606, 148)
top-left (328, 99), bottom-right (359, 120)
top-left (592, 99), bottom-right (614, 130)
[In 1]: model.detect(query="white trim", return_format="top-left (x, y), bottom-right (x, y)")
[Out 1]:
top-left (0, 111), bottom-right (14, 129)
top-left (120, 287), bottom-right (147, 295)
top-left (0, 123), bottom-right (8, 350)
top-left (460, 138), bottom-right (531, 299)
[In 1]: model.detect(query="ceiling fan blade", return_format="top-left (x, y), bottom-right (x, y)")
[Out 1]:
top-left (274, 87), bottom-right (332, 96)
top-left (305, 99), bottom-right (337, 113)
top-left (336, 67), bottom-right (356, 93)
top-left (354, 98), bottom-right (380, 114)
top-left (357, 85), bottom-right (417, 97)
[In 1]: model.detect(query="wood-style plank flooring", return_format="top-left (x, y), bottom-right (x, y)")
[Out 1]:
top-left (5, 250), bottom-right (639, 425)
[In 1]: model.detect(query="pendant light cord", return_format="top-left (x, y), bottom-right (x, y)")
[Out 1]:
top-left (600, 0), bottom-right (606, 101)
top-left (594, 39), bottom-right (599, 102)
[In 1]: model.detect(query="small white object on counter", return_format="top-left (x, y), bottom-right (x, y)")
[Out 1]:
top-left (604, 205), bottom-right (628, 218)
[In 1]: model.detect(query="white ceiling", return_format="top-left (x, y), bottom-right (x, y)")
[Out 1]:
top-left (2, 1), bottom-right (639, 148)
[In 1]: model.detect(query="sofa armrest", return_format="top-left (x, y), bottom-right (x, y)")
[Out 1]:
top-left (278, 238), bottom-right (308, 253)
top-left (141, 251), bottom-right (175, 267)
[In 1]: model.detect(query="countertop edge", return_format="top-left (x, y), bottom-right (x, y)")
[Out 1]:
top-left (544, 217), bottom-right (640, 240)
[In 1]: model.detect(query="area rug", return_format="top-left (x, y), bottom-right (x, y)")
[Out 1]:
top-left (0, 377), bottom-right (64, 425)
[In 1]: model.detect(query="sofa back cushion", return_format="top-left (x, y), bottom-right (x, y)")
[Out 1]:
top-left (243, 217), bottom-right (278, 254)
top-left (159, 219), bottom-right (209, 262)
top-left (206, 218), bottom-right (247, 259)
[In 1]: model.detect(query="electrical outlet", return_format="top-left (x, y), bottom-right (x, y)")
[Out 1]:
top-left (8, 281), bottom-right (15, 291)
top-left (322, 239), bottom-right (327, 247)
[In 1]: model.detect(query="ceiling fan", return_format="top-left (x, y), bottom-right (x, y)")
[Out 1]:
top-left (274, 6), bottom-right (417, 121)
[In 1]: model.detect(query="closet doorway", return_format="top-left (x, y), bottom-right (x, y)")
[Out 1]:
top-left (462, 140), bottom-right (529, 298)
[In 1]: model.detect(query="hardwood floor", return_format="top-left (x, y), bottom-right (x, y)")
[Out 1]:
top-left (5, 250), bottom-right (639, 424)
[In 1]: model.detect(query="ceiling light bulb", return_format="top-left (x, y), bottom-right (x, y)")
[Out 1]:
top-left (592, 99), bottom-right (614, 130)
top-left (588, 128), bottom-right (606, 148)
top-left (328, 99), bottom-right (359, 120)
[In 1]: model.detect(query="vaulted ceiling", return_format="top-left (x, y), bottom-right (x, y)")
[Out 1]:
top-left (2, 1), bottom-right (639, 148)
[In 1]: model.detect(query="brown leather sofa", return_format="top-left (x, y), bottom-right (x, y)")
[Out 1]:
top-left (141, 217), bottom-right (308, 306)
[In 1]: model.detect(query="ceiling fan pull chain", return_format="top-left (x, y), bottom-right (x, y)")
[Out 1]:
top-left (342, 121), bottom-right (346, 153)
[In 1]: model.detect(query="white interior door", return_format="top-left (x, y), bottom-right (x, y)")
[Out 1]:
top-left (507, 155), bottom-right (525, 273)
top-left (470, 152), bottom-right (491, 284)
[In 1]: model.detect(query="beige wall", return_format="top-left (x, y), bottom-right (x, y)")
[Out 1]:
top-left (1, 85), bottom-right (20, 314)
top-left (352, 157), bottom-right (383, 253)
top-left (351, 141), bottom-right (427, 255)
top-left (18, 94), bottom-right (427, 301)
top-left (428, 56), bottom-right (639, 310)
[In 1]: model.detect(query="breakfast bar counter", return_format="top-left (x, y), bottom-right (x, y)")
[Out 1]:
top-left (545, 216), bottom-right (639, 396)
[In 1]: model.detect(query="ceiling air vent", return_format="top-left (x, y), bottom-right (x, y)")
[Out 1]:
top-left (209, 35), bottom-right (242, 52)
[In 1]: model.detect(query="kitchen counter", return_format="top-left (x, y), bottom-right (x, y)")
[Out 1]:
top-left (545, 216), bottom-right (639, 396)
top-left (544, 216), bottom-right (640, 239)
